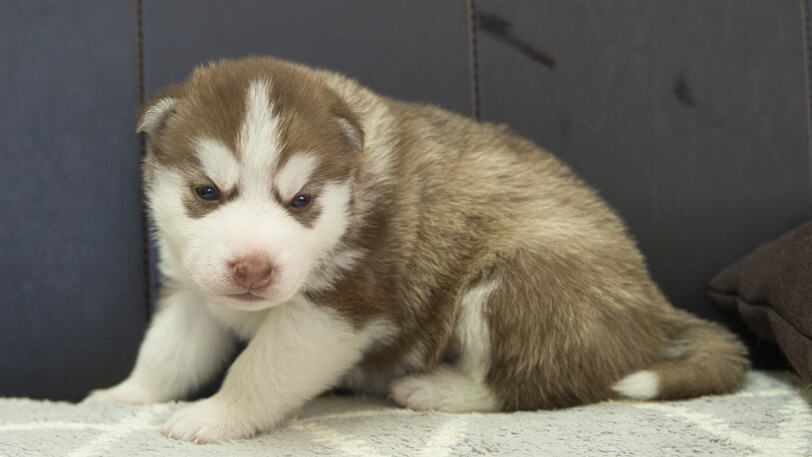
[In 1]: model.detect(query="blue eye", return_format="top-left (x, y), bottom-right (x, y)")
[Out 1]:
top-left (291, 195), bottom-right (311, 208)
top-left (195, 186), bottom-right (219, 201)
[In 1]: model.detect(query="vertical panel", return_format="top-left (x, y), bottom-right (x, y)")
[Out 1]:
top-left (476, 0), bottom-right (812, 320)
top-left (141, 0), bottom-right (473, 114)
top-left (0, 1), bottom-right (145, 400)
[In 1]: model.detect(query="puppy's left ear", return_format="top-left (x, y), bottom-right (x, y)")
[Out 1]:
top-left (137, 85), bottom-right (184, 135)
top-left (138, 99), bottom-right (176, 134)
top-left (338, 116), bottom-right (364, 153)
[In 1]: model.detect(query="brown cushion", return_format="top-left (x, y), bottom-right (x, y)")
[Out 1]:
top-left (707, 220), bottom-right (812, 382)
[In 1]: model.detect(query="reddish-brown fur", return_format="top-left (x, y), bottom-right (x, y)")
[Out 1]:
top-left (142, 57), bottom-right (749, 411)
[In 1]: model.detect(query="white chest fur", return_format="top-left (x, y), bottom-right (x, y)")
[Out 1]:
top-left (204, 298), bottom-right (270, 341)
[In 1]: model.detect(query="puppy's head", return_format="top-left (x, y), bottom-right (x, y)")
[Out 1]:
top-left (140, 58), bottom-right (363, 310)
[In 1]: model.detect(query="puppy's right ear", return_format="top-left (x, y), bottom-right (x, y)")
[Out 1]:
top-left (137, 86), bottom-right (183, 135)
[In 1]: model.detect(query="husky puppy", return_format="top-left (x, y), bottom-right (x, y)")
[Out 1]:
top-left (85, 57), bottom-right (748, 443)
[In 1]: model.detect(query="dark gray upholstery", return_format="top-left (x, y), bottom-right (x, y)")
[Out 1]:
top-left (475, 0), bottom-right (812, 321)
top-left (0, 1), bottom-right (146, 400)
top-left (1, 1), bottom-right (810, 399)
top-left (141, 0), bottom-right (474, 115)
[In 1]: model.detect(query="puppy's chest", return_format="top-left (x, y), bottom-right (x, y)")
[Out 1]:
top-left (204, 299), bottom-right (268, 340)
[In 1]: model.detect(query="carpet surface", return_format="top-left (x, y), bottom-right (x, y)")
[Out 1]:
top-left (0, 371), bottom-right (810, 457)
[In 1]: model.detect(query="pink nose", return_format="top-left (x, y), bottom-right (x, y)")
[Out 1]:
top-left (230, 256), bottom-right (275, 291)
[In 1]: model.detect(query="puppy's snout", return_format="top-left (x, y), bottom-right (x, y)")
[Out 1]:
top-left (231, 256), bottom-right (275, 291)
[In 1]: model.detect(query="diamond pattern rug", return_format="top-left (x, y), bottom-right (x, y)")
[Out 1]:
top-left (0, 371), bottom-right (809, 456)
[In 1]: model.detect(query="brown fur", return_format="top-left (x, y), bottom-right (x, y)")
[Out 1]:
top-left (141, 60), bottom-right (360, 224)
top-left (142, 57), bottom-right (749, 411)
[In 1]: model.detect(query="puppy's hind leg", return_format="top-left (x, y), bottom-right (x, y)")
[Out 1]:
top-left (84, 289), bottom-right (238, 404)
top-left (389, 365), bottom-right (501, 412)
top-left (389, 280), bottom-right (502, 413)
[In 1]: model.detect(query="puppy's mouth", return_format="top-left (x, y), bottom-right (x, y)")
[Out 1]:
top-left (227, 292), bottom-right (266, 302)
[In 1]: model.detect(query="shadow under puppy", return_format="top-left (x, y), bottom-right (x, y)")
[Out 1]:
top-left (85, 57), bottom-right (749, 443)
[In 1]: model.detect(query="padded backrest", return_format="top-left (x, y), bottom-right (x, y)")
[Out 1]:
top-left (0, 2), bottom-right (146, 400)
top-left (2, 0), bottom-right (809, 399)
top-left (475, 0), bottom-right (812, 321)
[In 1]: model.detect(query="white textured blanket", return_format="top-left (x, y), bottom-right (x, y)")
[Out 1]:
top-left (0, 371), bottom-right (809, 457)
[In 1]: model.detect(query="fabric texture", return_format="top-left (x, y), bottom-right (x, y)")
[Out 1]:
top-left (0, 371), bottom-right (810, 457)
top-left (708, 220), bottom-right (812, 382)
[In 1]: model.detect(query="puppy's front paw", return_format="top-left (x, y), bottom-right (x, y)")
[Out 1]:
top-left (83, 382), bottom-right (161, 405)
top-left (162, 398), bottom-right (254, 444)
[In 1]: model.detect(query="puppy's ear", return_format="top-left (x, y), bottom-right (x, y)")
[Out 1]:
top-left (137, 86), bottom-right (183, 135)
top-left (337, 116), bottom-right (363, 153)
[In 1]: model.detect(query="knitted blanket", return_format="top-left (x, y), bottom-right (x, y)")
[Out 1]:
top-left (1, 371), bottom-right (809, 456)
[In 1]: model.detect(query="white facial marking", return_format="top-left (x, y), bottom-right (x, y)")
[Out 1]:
top-left (149, 167), bottom-right (191, 259)
top-left (275, 153), bottom-right (319, 202)
top-left (239, 79), bottom-right (281, 200)
top-left (195, 137), bottom-right (240, 191)
top-left (311, 181), bottom-right (352, 238)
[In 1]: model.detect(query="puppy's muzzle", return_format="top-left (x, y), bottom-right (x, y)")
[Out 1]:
top-left (230, 255), bottom-right (275, 292)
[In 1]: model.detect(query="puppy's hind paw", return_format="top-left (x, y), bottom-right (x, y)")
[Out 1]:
top-left (389, 375), bottom-right (439, 411)
top-left (389, 368), bottom-right (500, 413)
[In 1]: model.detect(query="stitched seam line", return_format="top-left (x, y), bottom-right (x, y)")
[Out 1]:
top-left (467, 0), bottom-right (481, 120)
top-left (135, 0), bottom-right (151, 321)
top-left (801, 0), bottom-right (812, 201)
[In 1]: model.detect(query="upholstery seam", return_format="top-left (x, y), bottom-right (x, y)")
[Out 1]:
top-left (801, 0), bottom-right (812, 203)
top-left (467, 0), bottom-right (481, 121)
top-left (136, 0), bottom-right (151, 322)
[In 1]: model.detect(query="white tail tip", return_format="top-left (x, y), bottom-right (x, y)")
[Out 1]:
top-left (612, 370), bottom-right (659, 400)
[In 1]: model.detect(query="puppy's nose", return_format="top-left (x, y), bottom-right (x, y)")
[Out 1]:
top-left (231, 257), bottom-right (274, 291)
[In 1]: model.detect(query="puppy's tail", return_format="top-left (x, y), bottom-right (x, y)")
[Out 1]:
top-left (611, 310), bottom-right (749, 400)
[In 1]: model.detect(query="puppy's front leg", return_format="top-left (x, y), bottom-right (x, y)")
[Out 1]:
top-left (84, 289), bottom-right (237, 404)
top-left (162, 298), bottom-right (385, 443)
